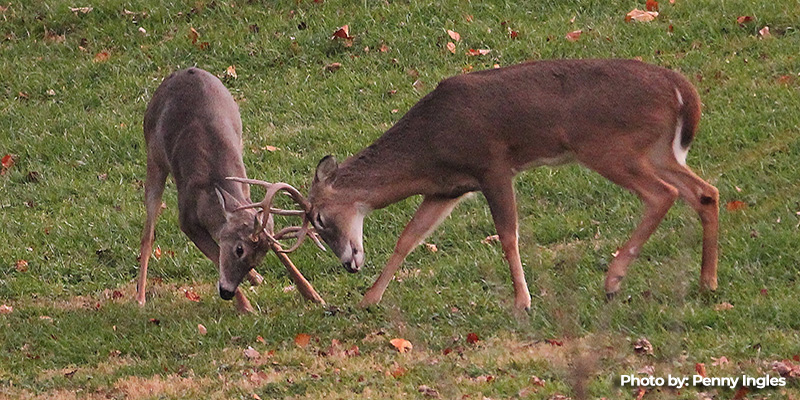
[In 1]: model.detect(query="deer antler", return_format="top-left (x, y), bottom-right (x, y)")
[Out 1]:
top-left (226, 177), bottom-right (325, 253)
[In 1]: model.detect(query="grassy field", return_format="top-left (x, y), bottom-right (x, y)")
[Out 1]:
top-left (2, 0), bottom-right (799, 398)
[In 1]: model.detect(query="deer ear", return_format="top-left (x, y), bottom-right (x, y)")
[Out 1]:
top-left (314, 155), bottom-right (338, 184)
top-left (251, 213), bottom-right (263, 241)
top-left (215, 186), bottom-right (242, 216)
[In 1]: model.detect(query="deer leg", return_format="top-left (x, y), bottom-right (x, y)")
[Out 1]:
top-left (246, 269), bottom-right (264, 286)
top-left (136, 163), bottom-right (167, 306)
top-left (183, 226), bottom-right (254, 314)
top-left (656, 165), bottom-right (719, 291)
top-left (359, 196), bottom-right (462, 307)
top-left (584, 157), bottom-right (680, 296)
top-left (481, 177), bottom-right (531, 311)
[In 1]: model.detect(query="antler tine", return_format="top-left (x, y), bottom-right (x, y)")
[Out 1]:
top-left (270, 208), bottom-right (305, 217)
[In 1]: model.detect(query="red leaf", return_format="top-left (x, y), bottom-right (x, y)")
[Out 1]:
top-left (695, 363), bottom-right (707, 377)
top-left (725, 200), bottom-right (747, 211)
top-left (188, 27), bottom-right (199, 44)
top-left (1, 154), bottom-right (13, 168)
top-left (509, 29), bottom-right (519, 39)
top-left (565, 30), bottom-right (582, 42)
top-left (184, 290), bottom-right (201, 302)
top-left (93, 51), bottom-right (110, 62)
top-left (149, 318), bottom-right (160, 325)
top-left (14, 260), bottom-right (28, 272)
top-left (295, 333), bottom-right (312, 347)
top-left (390, 338), bottom-right (413, 353)
top-left (466, 332), bottom-right (480, 344)
top-left (732, 387), bottom-right (749, 400)
top-left (646, 0), bottom-right (659, 11)
top-left (466, 48), bottom-right (491, 56)
top-left (545, 339), bottom-right (564, 346)
top-left (331, 25), bottom-right (353, 40)
top-left (736, 16), bottom-right (753, 25)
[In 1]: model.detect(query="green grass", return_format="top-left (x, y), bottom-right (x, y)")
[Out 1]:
top-left (2, 0), bottom-right (800, 398)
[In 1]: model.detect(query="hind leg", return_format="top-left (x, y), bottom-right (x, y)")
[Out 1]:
top-left (580, 154), bottom-right (680, 296)
top-left (656, 164), bottom-right (719, 291)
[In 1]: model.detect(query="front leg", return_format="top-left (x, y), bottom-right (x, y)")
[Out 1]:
top-left (481, 176), bottom-right (531, 311)
top-left (184, 225), bottom-right (254, 314)
top-left (360, 196), bottom-right (462, 307)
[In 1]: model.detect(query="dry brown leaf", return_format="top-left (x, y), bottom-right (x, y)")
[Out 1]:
top-left (418, 385), bottom-right (440, 398)
top-left (345, 345), bottom-right (360, 357)
top-left (93, 51), bottom-right (110, 63)
top-left (725, 200), bottom-right (747, 211)
top-left (295, 333), bottom-right (312, 348)
top-left (243, 346), bottom-right (260, 359)
top-left (446, 42), bottom-right (456, 54)
top-left (633, 338), bottom-right (654, 355)
top-left (197, 324), bottom-right (207, 335)
top-left (732, 387), bottom-right (749, 400)
top-left (70, 7), bottom-right (93, 14)
top-left (184, 290), bottom-right (201, 302)
top-left (737, 16), bottom-right (753, 25)
top-left (466, 48), bottom-right (491, 56)
top-left (714, 302), bottom-right (734, 311)
top-left (256, 335), bottom-right (266, 344)
top-left (447, 29), bottom-right (461, 41)
top-left (695, 362), bottom-right (707, 377)
top-left (530, 375), bottom-right (546, 387)
top-left (0, 304), bottom-right (12, 314)
top-left (379, 43), bottom-right (389, 52)
top-left (645, 0), bottom-right (659, 11)
top-left (565, 29), bottom-right (582, 42)
top-left (545, 338), bottom-right (564, 346)
top-left (424, 243), bottom-right (438, 252)
top-left (15, 260), bottom-right (28, 272)
top-left (324, 62), bottom-right (342, 72)
top-left (709, 356), bottom-right (728, 367)
top-left (625, 9), bottom-right (658, 22)
top-left (390, 365), bottom-right (407, 378)
top-left (225, 65), bottom-right (237, 79)
top-left (772, 360), bottom-right (800, 378)
top-left (331, 25), bottom-right (353, 40)
top-left (759, 26), bottom-right (771, 38)
top-left (154, 246), bottom-right (162, 259)
top-left (481, 234), bottom-right (500, 244)
top-left (390, 338), bottom-right (413, 353)
top-left (188, 27), bottom-right (199, 44)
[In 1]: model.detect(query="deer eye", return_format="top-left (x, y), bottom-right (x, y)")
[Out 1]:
top-left (235, 244), bottom-right (244, 257)
top-left (315, 213), bottom-right (325, 230)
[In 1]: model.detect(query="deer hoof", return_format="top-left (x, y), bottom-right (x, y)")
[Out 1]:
top-left (514, 297), bottom-right (531, 312)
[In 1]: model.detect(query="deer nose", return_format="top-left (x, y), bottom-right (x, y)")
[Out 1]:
top-left (343, 260), bottom-right (360, 273)
top-left (218, 282), bottom-right (236, 300)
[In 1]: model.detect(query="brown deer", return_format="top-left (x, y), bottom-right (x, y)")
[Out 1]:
top-left (306, 59), bottom-right (719, 311)
top-left (137, 67), bottom-right (323, 313)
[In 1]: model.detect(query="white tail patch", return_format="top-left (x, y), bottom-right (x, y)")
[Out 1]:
top-left (672, 117), bottom-right (688, 166)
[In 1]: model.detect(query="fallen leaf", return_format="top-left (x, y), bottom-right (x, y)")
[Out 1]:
top-left (324, 62), bottom-right (342, 72)
top-left (466, 48), bottom-right (491, 56)
top-left (732, 387), bottom-right (749, 400)
top-left (625, 9), bottom-right (658, 22)
top-left (759, 26), bottom-right (771, 38)
top-left (412, 79), bottom-right (424, 90)
top-left (418, 385), bottom-right (440, 398)
top-left (345, 345), bottom-right (360, 357)
top-left (15, 260), bottom-right (28, 272)
top-left (390, 338), bottom-right (413, 353)
top-left (93, 51), bottom-right (110, 63)
top-left (545, 338), bottom-right (564, 347)
top-left (633, 338), bottom-right (654, 355)
top-left (466, 332), bottom-right (480, 344)
top-left (0, 305), bottom-right (13, 314)
top-left (695, 363), bottom-right (707, 377)
top-left (565, 29), bottom-right (582, 42)
top-left (1, 154), bottom-right (14, 174)
top-left (424, 243), bottom-right (438, 252)
top-left (711, 356), bottom-right (729, 366)
top-left (225, 65), bottom-right (237, 79)
top-left (184, 290), bottom-right (201, 302)
top-left (197, 324), bottom-right (207, 335)
top-left (725, 200), bottom-right (747, 211)
top-left (736, 16), bottom-right (753, 25)
top-left (295, 333), bottom-right (312, 348)
top-left (530, 375), bottom-right (546, 386)
top-left (331, 25), bottom-right (353, 40)
top-left (197, 42), bottom-right (209, 50)
top-left (635, 388), bottom-right (646, 400)
top-left (447, 29), bottom-right (461, 41)
top-left (760, 288), bottom-right (768, 296)
top-left (637, 365), bottom-right (655, 375)
top-left (188, 27), bottom-right (199, 44)
top-left (481, 234), bottom-right (500, 244)
top-left (390, 365), bottom-right (407, 378)
top-left (446, 42), bottom-right (456, 54)
top-left (509, 29), bottom-right (519, 39)
top-left (473, 374), bottom-right (495, 383)
top-left (243, 346), bottom-right (260, 359)
top-left (771, 360), bottom-right (800, 378)
top-left (645, 0), bottom-right (659, 11)
top-left (714, 302), bottom-right (734, 311)
top-left (70, 7), bottom-right (93, 14)
top-left (379, 43), bottom-right (389, 52)
top-left (252, 394), bottom-right (262, 400)
top-left (148, 318), bottom-right (160, 325)
top-left (138, 27), bottom-right (147, 35)
top-left (154, 246), bottom-right (162, 259)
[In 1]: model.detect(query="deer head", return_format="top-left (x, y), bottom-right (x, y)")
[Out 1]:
top-left (214, 187), bottom-right (272, 300)
top-left (307, 156), bottom-right (367, 273)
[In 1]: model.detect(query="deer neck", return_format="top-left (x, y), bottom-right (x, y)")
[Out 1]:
top-left (333, 145), bottom-right (424, 210)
